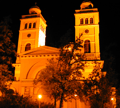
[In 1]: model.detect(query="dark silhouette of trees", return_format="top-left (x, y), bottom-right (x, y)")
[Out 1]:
top-left (34, 37), bottom-right (85, 108)
top-left (0, 88), bottom-right (54, 108)
top-left (0, 16), bottom-right (16, 97)
top-left (83, 61), bottom-right (114, 108)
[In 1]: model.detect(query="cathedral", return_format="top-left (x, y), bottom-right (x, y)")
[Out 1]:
top-left (11, 1), bottom-right (105, 108)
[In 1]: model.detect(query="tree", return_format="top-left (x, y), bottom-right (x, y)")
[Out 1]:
top-left (34, 37), bottom-right (85, 108)
top-left (0, 16), bottom-right (16, 96)
top-left (83, 62), bottom-right (113, 108)
top-left (0, 88), bottom-right (54, 108)
top-left (35, 34), bottom-right (113, 108)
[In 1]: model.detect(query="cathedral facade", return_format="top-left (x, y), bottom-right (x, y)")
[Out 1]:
top-left (11, 1), bottom-right (104, 108)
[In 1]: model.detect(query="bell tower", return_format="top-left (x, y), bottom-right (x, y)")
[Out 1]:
top-left (74, 0), bottom-right (100, 60)
top-left (74, 1), bottom-right (104, 80)
top-left (17, 4), bottom-right (47, 54)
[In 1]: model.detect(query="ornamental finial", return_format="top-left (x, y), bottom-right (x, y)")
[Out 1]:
top-left (35, 2), bottom-right (37, 6)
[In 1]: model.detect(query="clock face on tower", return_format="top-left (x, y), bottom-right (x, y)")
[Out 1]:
top-left (85, 29), bottom-right (89, 33)
top-left (27, 34), bottom-right (31, 37)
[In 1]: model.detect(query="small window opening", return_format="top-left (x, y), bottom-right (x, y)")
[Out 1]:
top-left (33, 22), bottom-right (36, 28)
top-left (90, 18), bottom-right (93, 24)
top-left (80, 18), bottom-right (83, 24)
top-left (85, 18), bottom-right (88, 24)
top-left (84, 40), bottom-right (90, 53)
top-left (25, 43), bottom-right (31, 51)
top-left (29, 23), bottom-right (32, 28)
top-left (25, 23), bottom-right (27, 29)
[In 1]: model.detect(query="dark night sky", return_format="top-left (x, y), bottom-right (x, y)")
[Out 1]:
top-left (0, 1), bottom-right (119, 65)
top-left (0, 1), bottom-right (119, 48)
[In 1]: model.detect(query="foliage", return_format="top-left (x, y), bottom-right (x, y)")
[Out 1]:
top-left (0, 16), bottom-right (16, 95)
top-left (34, 33), bottom-right (114, 108)
top-left (0, 88), bottom-right (54, 108)
top-left (34, 37), bottom-right (85, 108)
top-left (102, 42), bottom-right (118, 87)
top-left (83, 62), bottom-right (113, 108)
top-left (0, 16), bottom-right (16, 66)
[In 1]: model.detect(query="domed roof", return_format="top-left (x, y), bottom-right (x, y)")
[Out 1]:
top-left (29, 4), bottom-right (41, 14)
top-left (31, 5), bottom-right (40, 9)
top-left (80, 0), bottom-right (94, 9)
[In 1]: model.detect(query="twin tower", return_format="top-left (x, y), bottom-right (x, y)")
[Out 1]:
top-left (17, 1), bottom-right (100, 61)
top-left (12, 2), bottom-right (103, 107)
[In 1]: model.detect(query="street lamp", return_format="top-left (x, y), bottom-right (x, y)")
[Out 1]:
top-left (74, 94), bottom-right (77, 97)
top-left (74, 94), bottom-right (77, 108)
top-left (111, 97), bottom-right (114, 101)
top-left (111, 97), bottom-right (115, 108)
top-left (38, 94), bottom-right (42, 108)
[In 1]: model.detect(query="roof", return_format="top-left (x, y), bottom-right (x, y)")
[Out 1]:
top-left (19, 46), bottom-right (60, 56)
top-left (29, 4), bottom-right (41, 14)
top-left (80, 0), bottom-right (94, 9)
top-left (31, 5), bottom-right (40, 10)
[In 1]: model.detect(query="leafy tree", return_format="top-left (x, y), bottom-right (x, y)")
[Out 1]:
top-left (0, 88), bottom-right (54, 108)
top-left (102, 43), bottom-right (118, 87)
top-left (35, 34), bottom-right (113, 108)
top-left (0, 16), bottom-right (16, 96)
top-left (34, 37), bottom-right (85, 108)
top-left (83, 62), bottom-right (113, 108)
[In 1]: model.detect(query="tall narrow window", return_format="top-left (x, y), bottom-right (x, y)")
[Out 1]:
top-left (33, 22), bottom-right (36, 28)
top-left (85, 18), bottom-right (88, 24)
top-left (29, 23), bottom-right (32, 28)
top-left (25, 23), bottom-right (27, 29)
top-left (90, 18), bottom-right (93, 24)
top-left (80, 18), bottom-right (83, 24)
top-left (84, 40), bottom-right (90, 53)
top-left (25, 43), bottom-right (31, 51)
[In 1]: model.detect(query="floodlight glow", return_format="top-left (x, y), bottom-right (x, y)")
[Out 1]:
top-left (38, 94), bottom-right (42, 99)
top-left (111, 97), bottom-right (114, 101)
top-left (38, 30), bottom-right (45, 47)
top-left (74, 94), bottom-right (77, 97)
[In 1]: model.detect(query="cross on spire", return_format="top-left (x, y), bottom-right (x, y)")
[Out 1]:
top-left (35, 2), bottom-right (37, 6)
top-left (84, 0), bottom-right (90, 2)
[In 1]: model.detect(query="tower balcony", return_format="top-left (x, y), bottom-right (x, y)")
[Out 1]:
top-left (84, 52), bottom-right (100, 60)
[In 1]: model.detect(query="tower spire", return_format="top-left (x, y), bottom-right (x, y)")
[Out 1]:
top-left (35, 2), bottom-right (37, 6)
top-left (84, 0), bottom-right (90, 2)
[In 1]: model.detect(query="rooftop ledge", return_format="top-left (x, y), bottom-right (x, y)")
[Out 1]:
top-left (21, 14), bottom-right (46, 23)
top-left (75, 8), bottom-right (98, 13)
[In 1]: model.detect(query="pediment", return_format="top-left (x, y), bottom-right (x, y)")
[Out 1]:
top-left (19, 46), bottom-right (60, 56)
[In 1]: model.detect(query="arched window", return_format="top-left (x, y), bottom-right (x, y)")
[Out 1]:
top-left (84, 40), bottom-right (90, 53)
top-left (29, 23), bottom-right (32, 28)
top-left (90, 18), bottom-right (93, 24)
top-left (25, 43), bottom-right (31, 51)
top-left (80, 18), bottom-right (83, 24)
top-left (25, 23), bottom-right (27, 29)
top-left (33, 22), bottom-right (36, 28)
top-left (85, 18), bottom-right (88, 24)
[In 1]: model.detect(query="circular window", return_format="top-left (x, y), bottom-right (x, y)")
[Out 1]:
top-left (27, 34), bottom-right (31, 37)
top-left (85, 29), bottom-right (89, 33)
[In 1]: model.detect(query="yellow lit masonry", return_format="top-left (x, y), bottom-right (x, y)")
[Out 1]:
top-left (12, 1), bottom-right (104, 108)
top-left (17, 5), bottom-right (47, 54)
top-left (74, 1), bottom-right (100, 60)
top-left (74, 1), bottom-right (104, 79)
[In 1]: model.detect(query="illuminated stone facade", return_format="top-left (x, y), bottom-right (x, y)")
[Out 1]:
top-left (74, 1), bottom-right (104, 80)
top-left (11, 1), bottom-right (104, 108)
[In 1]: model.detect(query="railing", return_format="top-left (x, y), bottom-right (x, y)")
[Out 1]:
top-left (84, 53), bottom-right (100, 60)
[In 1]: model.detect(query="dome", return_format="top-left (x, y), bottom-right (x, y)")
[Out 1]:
top-left (29, 5), bottom-right (41, 14)
top-left (80, 0), bottom-right (94, 9)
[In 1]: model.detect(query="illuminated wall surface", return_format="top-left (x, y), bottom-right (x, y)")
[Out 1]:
top-left (12, 1), bottom-right (105, 108)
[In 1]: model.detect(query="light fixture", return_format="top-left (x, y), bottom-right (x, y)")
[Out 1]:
top-left (38, 94), bottom-right (42, 99)
top-left (111, 97), bottom-right (114, 101)
top-left (38, 94), bottom-right (42, 108)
